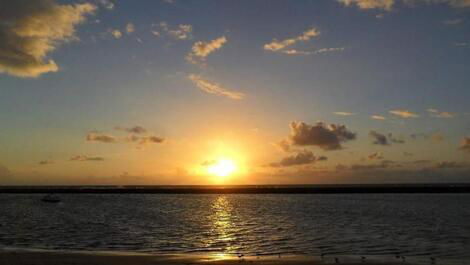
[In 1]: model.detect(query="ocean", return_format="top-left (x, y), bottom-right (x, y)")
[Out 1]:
top-left (1, 193), bottom-right (469, 263)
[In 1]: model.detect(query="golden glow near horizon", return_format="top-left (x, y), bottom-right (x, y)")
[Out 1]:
top-left (207, 159), bottom-right (237, 178)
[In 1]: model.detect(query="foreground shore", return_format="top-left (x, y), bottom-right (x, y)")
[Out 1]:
top-left (0, 249), bottom-right (422, 265)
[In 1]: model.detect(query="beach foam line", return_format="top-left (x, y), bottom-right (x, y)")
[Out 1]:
top-left (0, 248), bottom-right (436, 265)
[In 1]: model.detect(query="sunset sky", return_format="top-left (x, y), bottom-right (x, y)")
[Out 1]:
top-left (1, 0), bottom-right (470, 185)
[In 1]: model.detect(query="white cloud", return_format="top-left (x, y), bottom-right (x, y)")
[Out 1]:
top-left (389, 109), bottom-right (419, 118)
top-left (0, 0), bottom-right (96, 78)
top-left (264, 28), bottom-right (320, 52)
top-left (186, 36), bottom-right (227, 65)
top-left (427, 108), bottom-right (455, 118)
top-left (333, 112), bottom-right (356, 116)
top-left (126, 23), bottom-right (135, 34)
top-left (371, 115), bottom-right (386, 120)
top-left (110, 29), bottom-right (122, 39)
top-left (188, 74), bottom-right (245, 100)
top-left (338, 0), bottom-right (470, 11)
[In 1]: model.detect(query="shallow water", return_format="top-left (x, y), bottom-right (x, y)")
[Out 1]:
top-left (1, 194), bottom-right (469, 262)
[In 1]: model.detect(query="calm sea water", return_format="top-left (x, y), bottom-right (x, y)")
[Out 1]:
top-left (1, 194), bottom-right (469, 262)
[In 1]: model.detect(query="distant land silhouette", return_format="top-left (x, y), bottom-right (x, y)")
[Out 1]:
top-left (1, 184), bottom-right (470, 194)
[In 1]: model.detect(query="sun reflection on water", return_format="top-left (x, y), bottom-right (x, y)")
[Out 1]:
top-left (206, 196), bottom-right (238, 255)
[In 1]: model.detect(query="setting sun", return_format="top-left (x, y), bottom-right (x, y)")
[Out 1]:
top-left (207, 159), bottom-right (237, 178)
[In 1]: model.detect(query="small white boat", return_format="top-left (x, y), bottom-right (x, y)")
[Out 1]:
top-left (41, 194), bottom-right (61, 203)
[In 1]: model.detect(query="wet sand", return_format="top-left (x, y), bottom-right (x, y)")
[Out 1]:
top-left (0, 249), bottom-right (417, 265)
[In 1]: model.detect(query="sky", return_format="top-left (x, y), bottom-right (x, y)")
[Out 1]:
top-left (1, 0), bottom-right (470, 185)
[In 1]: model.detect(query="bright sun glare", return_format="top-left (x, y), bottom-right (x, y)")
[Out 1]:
top-left (207, 159), bottom-right (237, 178)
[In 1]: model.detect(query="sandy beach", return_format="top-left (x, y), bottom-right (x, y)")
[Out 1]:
top-left (0, 249), bottom-right (420, 265)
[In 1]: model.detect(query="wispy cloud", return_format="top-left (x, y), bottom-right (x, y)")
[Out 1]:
top-left (109, 29), bottom-right (122, 39)
top-left (371, 115), bottom-right (386, 120)
top-left (70, 155), bottom-right (104, 162)
top-left (86, 132), bottom-right (117, 143)
top-left (0, 0), bottom-right (96, 78)
top-left (427, 108), bottom-right (455, 118)
top-left (268, 150), bottom-right (327, 167)
top-left (338, 0), bottom-right (470, 11)
top-left (333, 111), bottom-right (356, 116)
top-left (389, 109), bottom-right (419, 118)
top-left (115, 126), bottom-right (147, 134)
top-left (125, 23), bottom-right (135, 34)
top-left (337, 0), bottom-right (395, 11)
top-left (154, 22), bottom-right (193, 40)
top-left (186, 36), bottom-right (227, 65)
top-left (188, 74), bottom-right (245, 100)
top-left (443, 18), bottom-right (464, 25)
top-left (281, 47), bottom-right (345, 56)
top-left (264, 28), bottom-right (320, 52)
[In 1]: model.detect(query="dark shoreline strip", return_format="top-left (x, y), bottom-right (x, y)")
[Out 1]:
top-left (1, 184), bottom-right (470, 194)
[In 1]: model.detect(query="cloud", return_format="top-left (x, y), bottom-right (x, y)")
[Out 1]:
top-left (264, 28), bottom-right (319, 52)
top-left (188, 74), bottom-right (245, 100)
top-left (0, 0), bottom-right (96, 78)
top-left (110, 29), bottom-right (122, 39)
top-left (186, 36), bottom-right (227, 65)
top-left (435, 161), bottom-right (466, 169)
top-left (269, 150), bottom-right (327, 167)
top-left (389, 109), bottom-right (419, 118)
top-left (443, 18), bottom-right (464, 25)
top-left (126, 135), bottom-right (165, 146)
top-left (280, 47), bottom-right (345, 56)
top-left (115, 126), bottom-right (147, 134)
top-left (338, 0), bottom-right (395, 10)
top-left (38, 160), bottom-right (53, 165)
top-left (368, 152), bottom-right (384, 160)
top-left (369, 130), bottom-right (405, 145)
top-left (70, 155), bottom-right (104, 161)
top-left (156, 22), bottom-right (193, 40)
top-left (126, 23), bottom-right (135, 34)
top-left (388, 133), bottom-right (405, 144)
top-left (371, 115), bottom-right (386, 120)
top-left (427, 108), bottom-right (455, 118)
top-left (276, 139), bottom-right (291, 152)
top-left (338, 0), bottom-right (470, 11)
top-left (86, 132), bottom-right (117, 143)
top-left (288, 121), bottom-right (356, 150)
top-left (459, 137), bottom-right (470, 153)
top-left (0, 164), bottom-right (11, 178)
top-left (97, 0), bottom-right (114, 10)
top-left (333, 111), bottom-right (356, 116)
top-left (369, 130), bottom-right (389, 145)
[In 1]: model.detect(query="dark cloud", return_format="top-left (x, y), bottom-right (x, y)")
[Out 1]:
top-left (388, 133), bottom-right (405, 144)
top-left (288, 121), bottom-right (356, 150)
top-left (435, 161), bottom-right (466, 169)
top-left (0, 0), bottom-right (96, 77)
top-left (269, 150), bottom-right (327, 167)
top-left (70, 155), bottom-right (104, 162)
top-left (459, 137), bottom-right (470, 153)
top-left (115, 126), bottom-right (147, 134)
top-left (368, 152), bottom-right (384, 160)
top-left (86, 132), bottom-right (117, 143)
top-left (369, 131), bottom-right (404, 145)
top-left (369, 131), bottom-right (389, 145)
